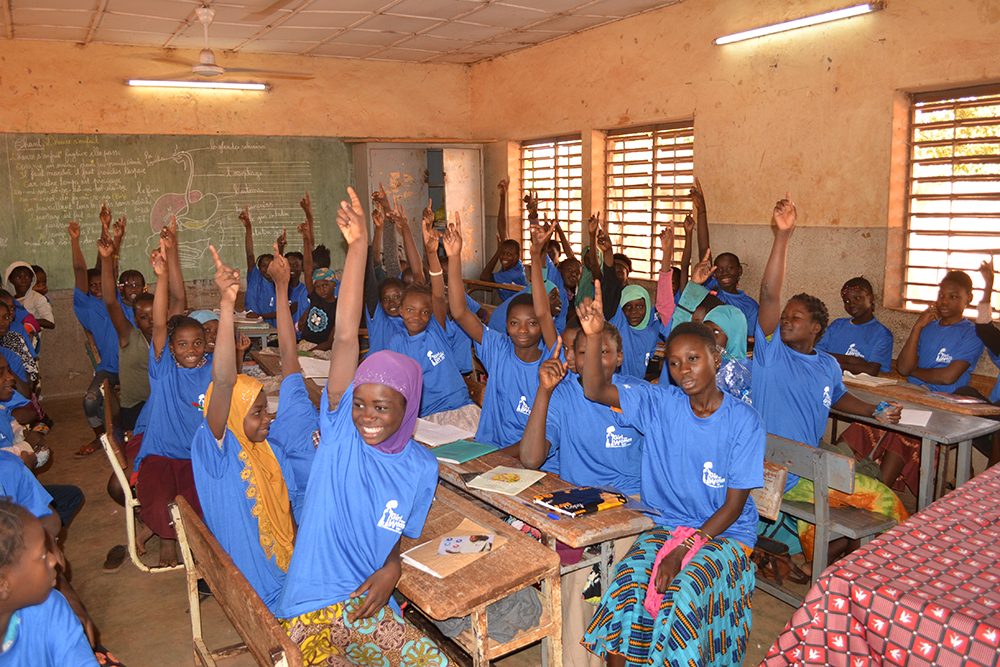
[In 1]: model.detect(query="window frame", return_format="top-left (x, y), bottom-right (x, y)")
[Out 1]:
top-left (518, 135), bottom-right (584, 261)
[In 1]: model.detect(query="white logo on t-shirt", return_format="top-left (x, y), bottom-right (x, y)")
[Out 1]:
top-left (845, 343), bottom-right (864, 359)
top-left (516, 396), bottom-right (531, 415)
top-left (702, 462), bottom-right (726, 489)
top-left (427, 349), bottom-right (446, 366)
top-left (936, 347), bottom-right (953, 364)
top-left (644, 352), bottom-right (651, 366)
top-left (376, 500), bottom-right (406, 534)
top-left (822, 386), bottom-right (832, 408)
top-left (605, 426), bottom-right (633, 449)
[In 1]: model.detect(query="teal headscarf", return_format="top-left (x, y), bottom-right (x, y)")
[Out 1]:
top-left (619, 285), bottom-right (651, 330)
top-left (525, 280), bottom-right (558, 296)
top-left (705, 305), bottom-right (747, 361)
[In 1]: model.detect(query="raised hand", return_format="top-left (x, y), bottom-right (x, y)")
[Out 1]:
top-left (99, 202), bottom-right (112, 228)
top-left (389, 196), bottom-right (409, 230)
top-left (682, 214), bottom-right (695, 235)
top-left (588, 212), bottom-right (602, 236)
top-left (68, 220), bottom-right (80, 240)
top-left (97, 237), bottom-right (115, 259)
top-left (529, 224), bottom-right (554, 260)
top-left (268, 243), bottom-right (290, 286)
top-left (299, 190), bottom-right (313, 224)
top-left (980, 259), bottom-right (995, 291)
top-left (691, 248), bottom-right (716, 285)
top-left (113, 215), bottom-right (126, 244)
top-left (773, 192), bottom-right (797, 232)
top-left (236, 334), bottom-right (251, 358)
top-left (442, 212), bottom-right (463, 257)
top-left (524, 190), bottom-right (539, 218)
top-left (335, 187), bottom-right (368, 247)
top-left (576, 280), bottom-right (606, 336)
top-left (498, 177), bottom-right (510, 193)
top-left (160, 216), bottom-right (177, 251)
top-left (372, 181), bottom-right (391, 211)
top-left (150, 240), bottom-right (167, 277)
top-left (538, 337), bottom-right (568, 391)
top-left (422, 198), bottom-right (435, 230)
top-left (596, 225), bottom-right (613, 255)
top-left (238, 206), bottom-right (252, 229)
top-left (421, 199), bottom-right (439, 252)
top-left (689, 177), bottom-right (705, 213)
top-left (658, 224), bottom-right (675, 251)
top-left (372, 206), bottom-right (384, 229)
top-left (210, 245), bottom-right (240, 304)
top-left (276, 227), bottom-right (287, 254)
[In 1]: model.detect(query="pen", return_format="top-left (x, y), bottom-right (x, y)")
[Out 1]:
top-left (521, 500), bottom-right (560, 520)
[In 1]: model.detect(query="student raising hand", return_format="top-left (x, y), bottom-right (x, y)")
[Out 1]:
top-left (691, 248), bottom-right (716, 285)
top-left (538, 337), bottom-right (568, 391)
top-left (773, 192), bottom-right (797, 231)
top-left (327, 187), bottom-right (369, 404)
top-left (442, 213), bottom-right (463, 257)
top-left (211, 245), bottom-right (241, 305)
top-left (576, 279), bottom-right (606, 336)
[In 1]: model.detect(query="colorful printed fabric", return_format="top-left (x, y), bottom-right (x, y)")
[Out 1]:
top-left (582, 528), bottom-right (755, 666)
top-left (280, 597), bottom-right (450, 667)
top-left (764, 464), bottom-right (1000, 667)
top-left (784, 472), bottom-right (909, 563)
top-left (839, 422), bottom-right (924, 496)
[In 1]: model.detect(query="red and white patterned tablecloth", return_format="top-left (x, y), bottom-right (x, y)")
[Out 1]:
top-left (762, 465), bottom-right (1000, 667)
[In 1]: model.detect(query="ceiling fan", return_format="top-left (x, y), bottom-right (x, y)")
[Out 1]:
top-left (146, 3), bottom-right (314, 81)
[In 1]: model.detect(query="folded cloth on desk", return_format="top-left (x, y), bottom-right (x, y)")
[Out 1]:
top-left (434, 587), bottom-right (542, 644)
top-left (842, 371), bottom-right (896, 386)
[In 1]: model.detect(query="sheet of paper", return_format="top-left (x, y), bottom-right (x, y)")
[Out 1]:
top-left (401, 518), bottom-right (506, 578)
top-left (899, 408), bottom-right (932, 427)
top-left (297, 356), bottom-right (331, 379)
top-left (413, 419), bottom-right (476, 447)
top-left (466, 467), bottom-right (546, 496)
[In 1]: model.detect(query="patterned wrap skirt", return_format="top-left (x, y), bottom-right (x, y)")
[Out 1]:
top-left (582, 528), bottom-right (755, 666)
top-left (279, 597), bottom-right (450, 667)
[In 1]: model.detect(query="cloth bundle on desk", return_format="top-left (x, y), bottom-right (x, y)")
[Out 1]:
top-left (434, 586), bottom-right (542, 644)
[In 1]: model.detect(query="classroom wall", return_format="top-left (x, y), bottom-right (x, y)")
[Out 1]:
top-left (0, 39), bottom-right (472, 395)
top-left (469, 0), bottom-right (1000, 377)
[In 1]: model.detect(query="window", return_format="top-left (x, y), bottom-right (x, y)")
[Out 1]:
top-left (604, 122), bottom-right (695, 280)
top-left (519, 136), bottom-right (583, 258)
top-left (905, 84), bottom-right (1000, 312)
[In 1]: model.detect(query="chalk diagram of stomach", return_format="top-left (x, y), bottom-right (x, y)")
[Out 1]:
top-left (147, 151), bottom-right (222, 268)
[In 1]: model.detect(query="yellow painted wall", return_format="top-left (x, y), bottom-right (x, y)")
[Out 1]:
top-left (469, 0), bottom-right (1000, 229)
top-left (0, 40), bottom-right (471, 138)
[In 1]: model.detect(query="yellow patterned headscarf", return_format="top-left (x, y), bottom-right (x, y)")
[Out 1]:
top-left (204, 375), bottom-right (295, 571)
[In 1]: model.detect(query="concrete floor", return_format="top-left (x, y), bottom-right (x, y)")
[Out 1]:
top-left (41, 392), bottom-right (809, 667)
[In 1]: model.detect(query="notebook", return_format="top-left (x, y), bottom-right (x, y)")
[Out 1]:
top-left (431, 440), bottom-right (496, 464)
top-left (533, 486), bottom-right (628, 517)
top-left (401, 518), bottom-right (507, 579)
top-left (413, 419), bottom-right (476, 447)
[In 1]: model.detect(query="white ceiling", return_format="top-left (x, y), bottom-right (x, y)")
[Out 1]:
top-left (3, 0), bottom-right (684, 66)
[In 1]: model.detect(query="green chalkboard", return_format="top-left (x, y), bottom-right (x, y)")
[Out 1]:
top-left (0, 134), bottom-right (352, 290)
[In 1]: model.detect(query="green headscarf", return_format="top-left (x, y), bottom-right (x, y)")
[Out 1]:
top-left (705, 305), bottom-right (747, 361)
top-left (619, 284), bottom-right (651, 330)
top-left (525, 279), bottom-right (558, 296)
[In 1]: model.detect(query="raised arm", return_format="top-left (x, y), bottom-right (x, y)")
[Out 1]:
top-left (519, 340), bottom-right (566, 469)
top-left (371, 206), bottom-right (384, 271)
top-left (422, 200), bottom-right (448, 328)
top-left (976, 260), bottom-right (1000, 356)
top-left (150, 239), bottom-right (169, 359)
top-left (758, 193), bottom-right (796, 338)
top-left (389, 197), bottom-right (425, 285)
top-left (529, 224), bottom-right (559, 350)
top-left (444, 213), bottom-right (485, 344)
top-left (239, 207), bottom-right (255, 274)
top-left (690, 178), bottom-right (710, 264)
top-left (161, 218), bottom-right (186, 317)
top-left (655, 225), bottom-right (677, 326)
top-left (578, 281), bottom-right (621, 408)
top-left (328, 188), bottom-right (369, 405)
top-left (98, 237), bottom-right (133, 347)
top-left (678, 215), bottom-right (695, 294)
top-left (68, 220), bottom-right (88, 293)
top-left (299, 192), bottom-right (315, 294)
top-left (585, 214), bottom-right (600, 275)
top-left (268, 245), bottom-right (301, 379)
top-left (479, 238), bottom-right (502, 282)
top-left (554, 223), bottom-right (576, 261)
top-left (206, 246), bottom-right (242, 440)
top-left (597, 225), bottom-right (621, 321)
top-left (497, 178), bottom-right (509, 241)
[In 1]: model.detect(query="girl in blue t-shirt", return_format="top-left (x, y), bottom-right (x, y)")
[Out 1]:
top-left (0, 500), bottom-right (98, 667)
top-left (816, 277), bottom-right (894, 376)
top-left (753, 194), bottom-right (907, 566)
top-left (133, 237), bottom-right (212, 568)
top-left (577, 287), bottom-right (763, 667)
top-left (386, 212), bottom-right (480, 431)
top-left (610, 285), bottom-right (670, 379)
top-left (276, 188), bottom-right (448, 666)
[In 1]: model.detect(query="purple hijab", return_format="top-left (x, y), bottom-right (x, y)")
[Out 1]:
top-left (352, 350), bottom-right (423, 455)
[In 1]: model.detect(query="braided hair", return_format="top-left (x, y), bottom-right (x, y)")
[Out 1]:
top-left (790, 293), bottom-right (830, 340)
top-left (166, 315), bottom-right (205, 342)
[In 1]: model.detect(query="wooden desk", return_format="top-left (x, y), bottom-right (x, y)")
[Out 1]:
top-left (831, 388), bottom-right (1000, 510)
top-left (436, 450), bottom-right (655, 589)
top-left (249, 350), bottom-right (323, 408)
top-left (843, 376), bottom-right (1000, 417)
top-left (461, 278), bottom-right (525, 293)
top-left (398, 485), bottom-right (562, 667)
top-left (235, 322), bottom-right (276, 349)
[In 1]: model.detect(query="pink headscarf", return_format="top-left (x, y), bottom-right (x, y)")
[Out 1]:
top-left (352, 350), bottom-right (423, 455)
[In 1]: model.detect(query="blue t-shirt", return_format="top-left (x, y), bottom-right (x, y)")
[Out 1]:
top-left (0, 347), bottom-right (27, 383)
top-left (493, 260), bottom-right (527, 301)
top-left (718, 290), bottom-right (759, 336)
top-left (618, 380), bottom-right (764, 549)
top-left (276, 387), bottom-right (438, 619)
top-left (191, 421), bottom-right (300, 612)
top-left (73, 287), bottom-right (119, 374)
top-left (448, 318), bottom-right (474, 375)
top-left (816, 317), bottom-right (894, 373)
top-left (490, 281), bottom-right (568, 339)
top-left (907, 319), bottom-right (984, 393)
top-left (387, 319), bottom-right (472, 416)
top-left (245, 267), bottom-right (277, 321)
top-left (0, 591), bottom-right (98, 667)
top-left (752, 323), bottom-right (846, 490)
top-left (364, 303), bottom-right (406, 356)
top-left (0, 450), bottom-right (52, 518)
top-left (474, 327), bottom-right (551, 449)
top-left (543, 256), bottom-right (569, 334)
top-left (546, 375), bottom-right (642, 495)
top-left (268, 374), bottom-right (318, 509)
top-left (133, 347), bottom-right (213, 468)
top-left (288, 282), bottom-right (310, 336)
top-left (610, 307), bottom-right (670, 379)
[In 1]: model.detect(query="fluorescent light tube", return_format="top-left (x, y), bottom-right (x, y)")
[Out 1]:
top-left (714, 3), bottom-right (882, 45)
top-left (127, 79), bottom-right (268, 91)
